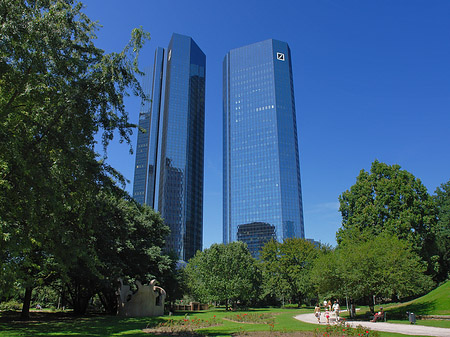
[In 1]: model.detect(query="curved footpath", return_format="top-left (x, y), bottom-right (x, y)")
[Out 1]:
top-left (294, 313), bottom-right (450, 337)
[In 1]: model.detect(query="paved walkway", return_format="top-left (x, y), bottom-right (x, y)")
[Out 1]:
top-left (294, 313), bottom-right (450, 337)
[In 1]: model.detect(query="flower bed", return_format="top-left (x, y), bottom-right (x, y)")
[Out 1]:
top-left (224, 312), bottom-right (275, 324)
top-left (144, 316), bottom-right (221, 335)
top-left (314, 321), bottom-right (380, 337)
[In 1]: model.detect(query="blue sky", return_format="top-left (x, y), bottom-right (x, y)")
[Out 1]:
top-left (84, 0), bottom-right (450, 248)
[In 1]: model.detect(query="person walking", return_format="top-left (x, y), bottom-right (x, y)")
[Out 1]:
top-left (332, 300), bottom-right (340, 322)
top-left (314, 303), bottom-right (321, 323)
top-left (325, 309), bottom-right (330, 323)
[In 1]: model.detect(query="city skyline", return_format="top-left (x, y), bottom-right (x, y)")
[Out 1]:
top-left (85, 0), bottom-right (450, 249)
top-left (223, 39), bottom-right (305, 257)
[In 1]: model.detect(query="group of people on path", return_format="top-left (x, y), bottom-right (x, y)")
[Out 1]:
top-left (314, 300), bottom-right (340, 324)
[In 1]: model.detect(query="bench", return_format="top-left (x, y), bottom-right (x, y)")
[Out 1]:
top-left (370, 311), bottom-right (386, 322)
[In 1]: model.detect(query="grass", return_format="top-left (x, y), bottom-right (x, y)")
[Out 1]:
top-left (334, 281), bottom-right (450, 331)
top-left (386, 319), bottom-right (450, 329)
top-left (1, 283), bottom-right (448, 337)
top-left (0, 312), bottom-right (154, 336)
top-left (349, 280), bottom-right (450, 322)
top-left (0, 307), bottom-right (440, 337)
top-left (386, 280), bottom-right (450, 316)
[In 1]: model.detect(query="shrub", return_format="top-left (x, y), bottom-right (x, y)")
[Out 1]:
top-left (0, 300), bottom-right (23, 311)
top-left (314, 321), bottom-right (380, 337)
top-left (224, 312), bottom-right (275, 324)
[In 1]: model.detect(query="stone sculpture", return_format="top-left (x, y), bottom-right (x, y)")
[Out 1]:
top-left (118, 279), bottom-right (166, 317)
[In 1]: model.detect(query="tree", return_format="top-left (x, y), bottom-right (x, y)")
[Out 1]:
top-left (337, 160), bottom-right (438, 277)
top-left (433, 180), bottom-right (450, 281)
top-left (185, 242), bottom-right (260, 310)
top-left (260, 238), bottom-right (320, 306)
top-left (312, 234), bottom-right (433, 313)
top-left (0, 0), bottom-right (150, 318)
top-left (310, 247), bottom-right (344, 301)
top-left (61, 191), bottom-right (171, 315)
top-left (159, 251), bottom-right (187, 310)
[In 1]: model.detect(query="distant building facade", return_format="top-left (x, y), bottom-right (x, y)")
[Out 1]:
top-left (132, 34), bottom-right (205, 261)
top-left (237, 222), bottom-right (276, 258)
top-left (223, 39), bottom-right (304, 258)
top-left (306, 238), bottom-right (321, 248)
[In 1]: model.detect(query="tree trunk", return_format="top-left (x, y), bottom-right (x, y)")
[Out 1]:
top-left (69, 282), bottom-right (93, 315)
top-left (350, 298), bottom-right (356, 318)
top-left (73, 294), bottom-right (91, 315)
top-left (368, 295), bottom-right (374, 314)
top-left (98, 289), bottom-right (119, 315)
top-left (21, 287), bottom-right (33, 319)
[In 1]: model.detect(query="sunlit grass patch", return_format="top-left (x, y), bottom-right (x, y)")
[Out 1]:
top-left (224, 312), bottom-right (275, 324)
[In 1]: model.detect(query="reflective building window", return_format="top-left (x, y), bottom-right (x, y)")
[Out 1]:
top-left (133, 34), bottom-right (205, 262)
top-left (223, 39), bottom-right (304, 258)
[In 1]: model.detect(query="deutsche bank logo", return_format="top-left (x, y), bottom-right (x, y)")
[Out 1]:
top-left (277, 52), bottom-right (285, 61)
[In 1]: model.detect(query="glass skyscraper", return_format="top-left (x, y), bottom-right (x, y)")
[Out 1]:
top-left (133, 33), bottom-right (206, 261)
top-left (223, 39), bottom-right (304, 258)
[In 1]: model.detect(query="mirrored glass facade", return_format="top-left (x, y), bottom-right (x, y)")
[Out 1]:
top-left (133, 48), bottom-right (165, 207)
top-left (223, 39), bottom-right (304, 258)
top-left (133, 34), bottom-right (205, 261)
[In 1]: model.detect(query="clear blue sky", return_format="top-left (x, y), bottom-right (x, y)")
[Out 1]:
top-left (84, 0), bottom-right (450, 248)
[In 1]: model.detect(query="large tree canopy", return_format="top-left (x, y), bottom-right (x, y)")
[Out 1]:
top-left (185, 242), bottom-right (260, 310)
top-left (337, 160), bottom-right (438, 277)
top-left (0, 0), bottom-right (156, 317)
top-left (62, 191), bottom-right (170, 315)
top-left (312, 234), bottom-right (433, 313)
top-left (260, 238), bottom-right (320, 305)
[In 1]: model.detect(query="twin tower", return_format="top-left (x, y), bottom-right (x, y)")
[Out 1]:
top-left (133, 33), bottom-right (304, 261)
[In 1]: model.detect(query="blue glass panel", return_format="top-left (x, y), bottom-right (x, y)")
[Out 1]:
top-left (223, 39), bottom-right (304, 258)
top-left (159, 34), bottom-right (206, 261)
top-left (133, 34), bottom-right (205, 262)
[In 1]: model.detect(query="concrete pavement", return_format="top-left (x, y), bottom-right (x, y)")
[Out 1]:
top-left (294, 313), bottom-right (450, 337)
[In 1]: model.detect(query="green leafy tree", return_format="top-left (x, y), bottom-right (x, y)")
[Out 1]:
top-left (337, 160), bottom-right (438, 277)
top-left (312, 234), bottom-right (433, 313)
top-left (159, 251), bottom-right (187, 311)
top-left (260, 238), bottom-right (319, 306)
top-left (310, 247), bottom-right (344, 301)
top-left (0, 0), bottom-right (150, 318)
top-left (433, 180), bottom-right (450, 281)
top-left (60, 190), bottom-right (170, 315)
top-left (185, 242), bottom-right (260, 310)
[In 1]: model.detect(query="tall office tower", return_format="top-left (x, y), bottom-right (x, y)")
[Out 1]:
top-left (133, 49), bottom-right (165, 207)
top-left (223, 39), bottom-right (304, 258)
top-left (132, 34), bottom-right (206, 261)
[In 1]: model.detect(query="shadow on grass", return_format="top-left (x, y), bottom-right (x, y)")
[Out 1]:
top-left (0, 311), bottom-right (164, 336)
top-left (345, 300), bottom-right (437, 322)
top-left (386, 300), bottom-right (437, 319)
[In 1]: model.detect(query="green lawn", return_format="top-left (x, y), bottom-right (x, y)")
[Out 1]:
top-left (0, 308), bottom-right (312, 337)
top-left (385, 281), bottom-right (450, 317)
top-left (386, 319), bottom-right (450, 329)
top-left (2, 282), bottom-right (449, 337)
top-left (337, 281), bottom-right (450, 327)
top-left (2, 280), bottom-right (449, 337)
top-left (0, 308), bottom-right (440, 337)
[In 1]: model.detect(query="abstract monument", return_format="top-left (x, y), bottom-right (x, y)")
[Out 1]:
top-left (118, 279), bottom-right (166, 317)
